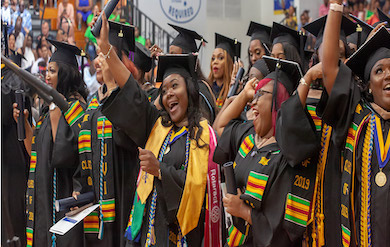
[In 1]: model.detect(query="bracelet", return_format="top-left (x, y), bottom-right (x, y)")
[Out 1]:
top-left (330, 3), bottom-right (343, 12)
top-left (101, 44), bottom-right (113, 60)
top-left (158, 169), bottom-right (162, 180)
top-left (300, 78), bottom-right (309, 87)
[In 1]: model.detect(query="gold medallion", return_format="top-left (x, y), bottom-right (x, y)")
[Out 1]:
top-left (375, 171), bottom-right (387, 187)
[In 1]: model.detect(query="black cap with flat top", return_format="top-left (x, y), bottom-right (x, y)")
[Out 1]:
top-left (156, 54), bottom-right (198, 82)
top-left (377, 8), bottom-right (390, 27)
top-left (47, 39), bottom-right (81, 68)
top-left (247, 21), bottom-right (272, 49)
top-left (303, 15), bottom-right (356, 49)
top-left (9, 49), bottom-right (25, 67)
top-left (347, 14), bottom-right (374, 46)
top-left (134, 42), bottom-right (152, 72)
top-left (169, 24), bottom-right (207, 53)
top-left (262, 55), bottom-right (303, 95)
top-left (270, 22), bottom-right (307, 52)
top-left (108, 20), bottom-right (135, 55)
top-left (346, 26), bottom-right (390, 83)
top-left (215, 33), bottom-right (241, 59)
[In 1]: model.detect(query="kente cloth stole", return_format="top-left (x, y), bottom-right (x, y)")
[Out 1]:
top-left (341, 103), bottom-right (372, 247)
top-left (125, 118), bottom-right (221, 246)
top-left (80, 111), bottom-right (116, 235)
top-left (26, 100), bottom-right (85, 247)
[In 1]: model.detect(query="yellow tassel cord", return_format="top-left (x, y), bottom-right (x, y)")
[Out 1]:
top-left (311, 124), bottom-right (331, 247)
top-left (360, 117), bottom-right (372, 247)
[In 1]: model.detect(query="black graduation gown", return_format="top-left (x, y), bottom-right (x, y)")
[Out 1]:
top-left (101, 76), bottom-right (205, 246)
top-left (1, 89), bottom-right (31, 246)
top-left (74, 89), bottom-right (139, 247)
top-left (317, 62), bottom-right (390, 246)
top-left (26, 100), bottom-right (86, 247)
top-left (276, 92), bottom-right (344, 247)
top-left (214, 120), bottom-right (315, 247)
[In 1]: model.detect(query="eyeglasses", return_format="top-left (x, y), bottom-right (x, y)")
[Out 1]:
top-left (254, 89), bottom-right (272, 101)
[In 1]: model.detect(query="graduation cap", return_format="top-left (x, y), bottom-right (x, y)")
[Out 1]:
top-left (9, 49), bottom-right (25, 67)
top-left (247, 21), bottom-right (272, 52)
top-left (169, 24), bottom-right (207, 53)
top-left (215, 33), bottom-right (241, 59)
top-left (303, 15), bottom-right (356, 49)
top-left (251, 58), bottom-right (270, 78)
top-left (348, 14), bottom-right (374, 47)
top-left (270, 22), bottom-right (307, 52)
top-left (134, 42), bottom-right (152, 72)
top-left (377, 8), bottom-right (390, 27)
top-left (108, 20), bottom-right (135, 55)
top-left (156, 54), bottom-right (198, 82)
top-left (47, 39), bottom-right (81, 68)
top-left (346, 26), bottom-right (390, 83)
top-left (262, 55), bottom-right (303, 95)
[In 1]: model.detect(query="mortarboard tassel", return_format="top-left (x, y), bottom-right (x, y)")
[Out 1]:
top-left (357, 24), bottom-right (362, 49)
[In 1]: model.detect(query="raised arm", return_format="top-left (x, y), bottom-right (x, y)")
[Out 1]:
top-left (213, 77), bottom-right (257, 136)
top-left (95, 12), bottom-right (131, 89)
top-left (322, 0), bottom-right (343, 94)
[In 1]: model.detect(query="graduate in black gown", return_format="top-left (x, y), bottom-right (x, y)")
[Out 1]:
top-left (13, 40), bottom-right (88, 247)
top-left (276, 15), bottom-right (357, 247)
top-left (91, 13), bottom-right (222, 246)
top-left (1, 54), bottom-right (31, 247)
top-left (74, 20), bottom-right (140, 247)
top-left (149, 24), bottom-right (217, 123)
top-left (214, 57), bottom-right (316, 246)
top-left (319, 4), bottom-right (390, 245)
top-left (246, 21), bottom-right (271, 69)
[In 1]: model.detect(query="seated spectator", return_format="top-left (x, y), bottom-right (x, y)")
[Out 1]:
top-left (8, 32), bottom-right (22, 55)
top-left (134, 26), bottom-right (146, 45)
top-left (14, 1), bottom-right (32, 35)
top-left (76, 0), bottom-right (92, 30)
top-left (8, 0), bottom-right (18, 32)
top-left (109, 5), bottom-right (121, 21)
top-left (57, 0), bottom-right (75, 44)
top-left (145, 38), bottom-right (152, 49)
top-left (84, 51), bottom-right (100, 100)
top-left (1, 0), bottom-right (12, 26)
top-left (319, 0), bottom-right (329, 17)
top-left (56, 28), bottom-right (68, 42)
top-left (21, 31), bottom-right (36, 70)
top-left (13, 16), bottom-right (24, 50)
top-left (84, 4), bottom-right (99, 44)
top-left (31, 42), bottom-right (49, 75)
top-left (37, 20), bottom-right (55, 43)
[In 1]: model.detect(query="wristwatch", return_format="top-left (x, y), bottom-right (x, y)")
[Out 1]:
top-left (49, 102), bottom-right (57, 111)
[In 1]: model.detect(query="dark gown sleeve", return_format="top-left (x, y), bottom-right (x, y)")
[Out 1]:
top-left (51, 102), bottom-right (85, 169)
top-left (317, 62), bottom-right (361, 148)
top-left (213, 120), bottom-right (254, 165)
top-left (101, 75), bottom-right (160, 148)
top-left (276, 93), bottom-right (321, 166)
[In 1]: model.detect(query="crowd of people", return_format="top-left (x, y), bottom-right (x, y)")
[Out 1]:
top-left (2, 0), bottom-right (390, 246)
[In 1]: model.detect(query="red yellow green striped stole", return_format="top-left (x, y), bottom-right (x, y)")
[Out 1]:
top-left (87, 96), bottom-right (99, 111)
top-left (227, 224), bottom-right (249, 246)
top-left (65, 101), bottom-right (84, 126)
top-left (97, 117), bottom-right (112, 139)
top-left (78, 130), bottom-right (91, 153)
top-left (238, 134), bottom-right (255, 158)
top-left (284, 193), bottom-right (310, 227)
top-left (307, 105), bottom-right (322, 132)
top-left (84, 211), bottom-right (99, 233)
top-left (26, 227), bottom-right (33, 247)
top-left (340, 103), bottom-right (371, 247)
top-left (244, 171), bottom-right (268, 203)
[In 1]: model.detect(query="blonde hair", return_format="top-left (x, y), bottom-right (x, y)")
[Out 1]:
top-left (207, 49), bottom-right (233, 103)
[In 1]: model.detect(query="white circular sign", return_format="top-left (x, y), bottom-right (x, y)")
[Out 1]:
top-left (160, 0), bottom-right (201, 24)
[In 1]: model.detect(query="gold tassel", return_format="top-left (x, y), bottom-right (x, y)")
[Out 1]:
top-left (319, 213), bottom-right (325, 246)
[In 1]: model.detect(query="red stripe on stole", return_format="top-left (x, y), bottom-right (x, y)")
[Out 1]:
top-left (247, 181), bottom-right (265, 190)
top-left (231, 228), bottom-right (240, 245)
top-left (66, 104), bottom-right (81, 121)
top-left (102, 209), bottom-right (115, 213)
top-left (79, 139), bottom-right (90, 144)
top-left (342, 235), bottom-right (350, 245)
top-left (286, 204), bottom-right (308, 216)
top-left (84, 220), bottom-right (98, 224)
top-left (243, 139), bottom-right (252, 150)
